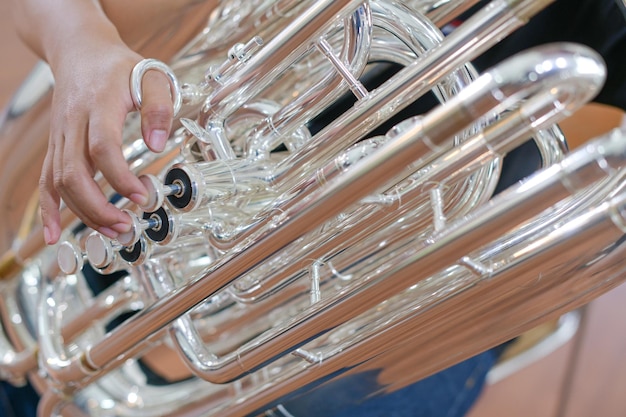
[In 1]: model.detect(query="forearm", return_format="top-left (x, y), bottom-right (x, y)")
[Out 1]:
top-left (10, 0), bottom-right (218, 64)
top-left (9, 0), bottom-right (219, 245)
top-left (102, 0), bottom-right (219, 57)
top-left (10, 0), bottom-right (121, 66)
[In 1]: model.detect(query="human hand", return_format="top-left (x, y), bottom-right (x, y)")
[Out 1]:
top-left (39, 33), bottom-right (176, 245)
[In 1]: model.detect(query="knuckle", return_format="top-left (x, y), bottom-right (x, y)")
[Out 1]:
top-left (52, 165), bottom-right (79, 190)
top-left (51, 169), bottom-right (65, 190)
top-left (38, 172), bottom-right (50, 190)
top-left (88, 135), bottom-right (109, 157)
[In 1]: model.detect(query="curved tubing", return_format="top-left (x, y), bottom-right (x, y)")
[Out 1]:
top-left (220, 161), bottom-right (626, 416)
top-left (11, 0), bottom-right (616, 414)
top-left (39, 36), bottom-right (602, 387)
top-left (177, 123), bottom-right (626, 384)
top-left (146, 43), bottom-right (604, 383)
top-left (0, 283), bottom-right (39, 382)
top-left (203, 0), bottom-right (483, 249)
top-left (244, 4), bottom-right (373, 160)
top-left (205, 0), bottom-right (556, 250)
top-left (227, 110), bottom-right (580, 303)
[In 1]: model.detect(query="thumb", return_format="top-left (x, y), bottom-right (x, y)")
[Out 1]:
top-left (140, 70), bottom-right (175, 153)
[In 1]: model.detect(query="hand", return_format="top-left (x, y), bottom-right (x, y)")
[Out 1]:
top-left (39, 33), bottom-right (176, 245)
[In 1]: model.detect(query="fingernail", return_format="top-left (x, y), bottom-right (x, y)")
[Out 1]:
top-left (149, 129), bottom-right (168, 152)
top-left (130, 192), bottom-right (149, 207)
top-left (43, 226), bottom-right (52, 245)
top-left (98, 227), bottom-right (119, 239)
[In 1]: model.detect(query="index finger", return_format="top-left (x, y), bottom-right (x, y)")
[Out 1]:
top-left (54, 137), bottom-right (132, 239)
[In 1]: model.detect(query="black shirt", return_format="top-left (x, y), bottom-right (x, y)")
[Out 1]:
top-left (472, 0), bottom-right (626, 111)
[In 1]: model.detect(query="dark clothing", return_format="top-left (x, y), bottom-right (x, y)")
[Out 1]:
top-left (473, 0), bottom-right (626, 111)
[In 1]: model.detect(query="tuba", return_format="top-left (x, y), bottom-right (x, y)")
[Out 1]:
top-left (1, 0), bottom-right (625, 415)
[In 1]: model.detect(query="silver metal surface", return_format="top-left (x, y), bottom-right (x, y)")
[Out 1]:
top-left (2, 0), bottom-right (625, 416)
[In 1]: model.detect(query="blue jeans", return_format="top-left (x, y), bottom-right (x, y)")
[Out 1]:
top-left (269, 347), bottom-right (500, 417)
top-left (1, 348), bottom-right (500, 417)
top-left (0, 380), bottom-right (39, 417)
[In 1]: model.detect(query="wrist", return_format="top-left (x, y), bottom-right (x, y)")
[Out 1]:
top-left (13, 0), bottom-right (125, 70)
top-left (45, 16), bottom-right (124, 71)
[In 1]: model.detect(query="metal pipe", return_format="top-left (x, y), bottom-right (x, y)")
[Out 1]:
top-left (207, 0), bottom-right (558, 249)
top-left (76, 42), bottom-right (600, 383)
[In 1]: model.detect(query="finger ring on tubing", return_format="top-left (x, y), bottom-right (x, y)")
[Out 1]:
top-left (130, 58), bottom-right (182, 116)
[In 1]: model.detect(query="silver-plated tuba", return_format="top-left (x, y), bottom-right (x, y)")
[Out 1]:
top-left (1, 0), bottom-right (625, 416)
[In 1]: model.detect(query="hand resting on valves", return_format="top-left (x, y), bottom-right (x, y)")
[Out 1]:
top-left (8, 0), bottom-right (216, 245)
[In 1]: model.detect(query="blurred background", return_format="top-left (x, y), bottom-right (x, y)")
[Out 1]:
top-left (1, 1), bottom-right (626, 415)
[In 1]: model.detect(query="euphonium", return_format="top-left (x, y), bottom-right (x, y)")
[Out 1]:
top-left (1, 0), bottom-right (626, 416)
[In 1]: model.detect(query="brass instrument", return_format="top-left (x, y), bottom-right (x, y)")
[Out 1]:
top-left (1, 0), bottom-right (625, 416)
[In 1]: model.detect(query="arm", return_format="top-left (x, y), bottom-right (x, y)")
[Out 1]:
top-left (9, 0), bottom-right (216, 244)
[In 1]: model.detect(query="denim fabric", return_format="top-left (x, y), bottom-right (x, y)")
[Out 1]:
top-left (270, 348), bottom-right (499, 417)
top-left (0, 349), bottom-right (499, 417)
top-left (0, 380), bottom-right (38, 417)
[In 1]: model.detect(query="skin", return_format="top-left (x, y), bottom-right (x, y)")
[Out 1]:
top-left (9, 0), bottom-right (217, 245)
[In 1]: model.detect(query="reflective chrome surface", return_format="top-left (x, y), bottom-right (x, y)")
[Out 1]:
top-left (2, 1), bottom-right (625, 416)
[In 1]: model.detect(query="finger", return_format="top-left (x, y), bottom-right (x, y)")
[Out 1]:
top-left (140, 70), bottom-right (174, 153)
top-left (54, 128), bottom-right (132, 238)
top-left (39, 147), bottom-right (62, 245)
top-left (55, 158), bottom-right (132, 239)
top-left (87, 111), bottom-right (150, 208)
